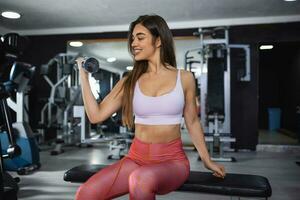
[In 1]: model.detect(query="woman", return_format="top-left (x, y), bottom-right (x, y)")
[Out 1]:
top-left (75, 14), bottom-right (225, 200)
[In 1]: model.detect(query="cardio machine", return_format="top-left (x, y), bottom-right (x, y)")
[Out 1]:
top-left (0, 33), bottom-right (40, 178)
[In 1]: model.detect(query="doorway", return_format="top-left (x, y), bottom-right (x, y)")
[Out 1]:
top-left (258, 42), bottom-right (300, 145)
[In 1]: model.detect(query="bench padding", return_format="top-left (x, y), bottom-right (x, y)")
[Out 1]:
top-left (64, 164), bottom-right (272, 198)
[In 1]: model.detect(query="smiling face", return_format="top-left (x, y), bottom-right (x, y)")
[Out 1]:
top-left (130, 23), bottom-right (161, 61)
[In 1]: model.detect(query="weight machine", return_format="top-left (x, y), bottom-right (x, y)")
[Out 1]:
top-left (185, 27), bottom-right (250, 162)
top-left (39, 53), bottom-right (84, 155)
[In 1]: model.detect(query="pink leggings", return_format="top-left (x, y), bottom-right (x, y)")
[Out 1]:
top-left (75, 137), bottom-right (190, 200)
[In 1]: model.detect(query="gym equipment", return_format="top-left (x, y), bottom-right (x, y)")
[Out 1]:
top-left (0, 33), bottom-right (38, 199)
top-left (0, 91), bottom-right (20, 200)
top-left (0, 62), bottom-right (41, 174)
top-left (0, 33), bottom-right (40, 174)
top-left (75, 101), bottom-right (132, 160)
top-left (40, 55), bottom-right (126, 156)
top-left (185, 27), bottom-right (250, 162)
top-left (205, 57), bottom-right (235, 162)
top-left (0, 93), bottom-right (20, 200)
top-left (81, 57), bottom-right (100, 73)
top-left (64, 164), bottom-right (272, 199)
top-left (73, 104), bottom-right (132, 159)
top-left (107, 128), bottom-right (133, 160)
top-left (39, 53), bottom-right (84, 155)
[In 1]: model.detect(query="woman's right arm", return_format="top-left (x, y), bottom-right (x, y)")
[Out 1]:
top-left (77, 58), bottom-right (126, 124)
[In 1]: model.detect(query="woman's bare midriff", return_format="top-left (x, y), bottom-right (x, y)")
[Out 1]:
top-left (134, 124), bottom-right (181, 143)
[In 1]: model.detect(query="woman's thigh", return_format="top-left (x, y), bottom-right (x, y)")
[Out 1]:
top-left (76, 156), bottom-right (140, 200)
top-left (129, 160), bottom-right (190, 195)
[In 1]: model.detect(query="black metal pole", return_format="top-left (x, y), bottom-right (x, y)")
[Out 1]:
top-left (0, 99), bottom-right (16, 146)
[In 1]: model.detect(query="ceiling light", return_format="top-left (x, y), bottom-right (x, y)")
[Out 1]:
top-left (69, 41), bottom-right (83, 47)
top-left (284, 0), bottom-right (297, 2)
top-left (126, 66), bottom-right (133, 71)
top-left (106, 57), bottom-right (117, 63)
top-left (259, 45), bottom-right (273, 50)
top-left (1, 11), bottom-right (21, 19)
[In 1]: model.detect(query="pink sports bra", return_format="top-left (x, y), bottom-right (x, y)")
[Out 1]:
top-left (133, 69), bottom-right (184, 125)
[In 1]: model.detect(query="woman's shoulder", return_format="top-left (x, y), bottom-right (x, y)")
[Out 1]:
top-left (179, 69), bottom-right (194, 81)
top-left (178, 69), bottom-right (195, 90)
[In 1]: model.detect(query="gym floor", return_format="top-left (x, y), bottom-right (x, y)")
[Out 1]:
top-left (10, 131), bottom-right (300, 200)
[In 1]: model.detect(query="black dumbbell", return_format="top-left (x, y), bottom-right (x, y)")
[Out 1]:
top-left (82, 57), bottom-right (99, 73)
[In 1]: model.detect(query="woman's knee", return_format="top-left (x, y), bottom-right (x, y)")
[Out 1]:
top-left (129, 169), bottom-right (157, 195)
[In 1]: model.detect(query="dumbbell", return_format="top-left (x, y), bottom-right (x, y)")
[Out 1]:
top-left (81, 57), bottom-right (99, 73)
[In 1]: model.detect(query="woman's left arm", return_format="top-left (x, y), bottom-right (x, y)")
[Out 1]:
top-left (182, 71), bottom-right (225, 178)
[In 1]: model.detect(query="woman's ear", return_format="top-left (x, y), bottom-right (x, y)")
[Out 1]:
top-left (155, 37), bottom-right (161, 48)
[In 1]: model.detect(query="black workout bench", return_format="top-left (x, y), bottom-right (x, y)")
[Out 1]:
top-left (64, 164), bottom-right (272, 199)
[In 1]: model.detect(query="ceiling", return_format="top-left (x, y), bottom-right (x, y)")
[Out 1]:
top-left (0, 0), bottom-right (300, 36)
top-left (1, 0), bottom-right (299, 74)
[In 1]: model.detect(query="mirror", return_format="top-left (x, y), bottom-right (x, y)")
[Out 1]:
top-left (67, 37), bottom-right (202, 75)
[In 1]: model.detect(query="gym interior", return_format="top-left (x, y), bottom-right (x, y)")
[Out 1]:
top-left (0, 0), bottom-right (300, 199)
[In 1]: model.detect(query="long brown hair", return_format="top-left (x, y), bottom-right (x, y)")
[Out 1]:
top-left (121, 15), bottom-right (177, 129)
